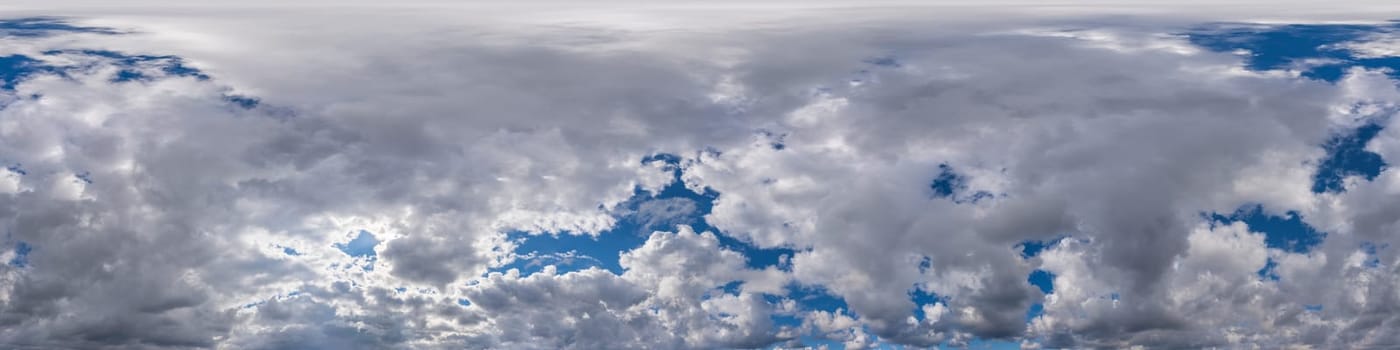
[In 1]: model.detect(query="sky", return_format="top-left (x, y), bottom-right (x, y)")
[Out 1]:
top-left (1, 2), bottom-right (1400, 349)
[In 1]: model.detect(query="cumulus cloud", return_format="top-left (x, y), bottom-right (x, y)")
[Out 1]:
top-left (0, 3), bottom-right (1398, 349)
top-left (458, 226), bottom-right (788, 349)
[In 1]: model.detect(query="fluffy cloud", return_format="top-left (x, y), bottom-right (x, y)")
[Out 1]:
top-left (0, 4), bottom-right (1398, 349)
top-left (457, 227), bottom-right (787, 349)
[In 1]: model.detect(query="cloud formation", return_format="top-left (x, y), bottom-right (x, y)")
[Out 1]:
top-left (0, 4), bottom-right (1398, 349)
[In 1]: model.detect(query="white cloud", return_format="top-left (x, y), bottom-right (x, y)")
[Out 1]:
top-left (0, 4), bottom-right (1398, 349)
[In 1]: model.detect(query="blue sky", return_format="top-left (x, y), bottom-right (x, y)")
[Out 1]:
top-left (473, 21), bottom-right (1398, 348)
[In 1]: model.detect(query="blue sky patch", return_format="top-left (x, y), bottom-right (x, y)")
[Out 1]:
top-left (502, 229), bottom-right (640, 274)
top-left (784, 284), bottom-right (851, 314)
top-left (502, 154), bottom-right (815, 348)
top-left (0, 48), bottom-right (208, 95)
top-left (495, 248), bottom-right (608, 276)
top-left (334, 230), bottom-right (379, 258)
top-left (1361, 241), bottom-right (1385, 268)
top-left (767, 285), bottom-right (885, 348)
top-left (43, 49), bottom-right (210, 82)
top-left (502, 154), bottom-right (795, 276)
top-left (0, 35), bottom-right (266, 116)
top-left (1027, 269), bottom-right (1055, 294)
top-left (931, 164), bottom-right (963, 198)
top-left (1211, 205), bottom-right (1325, 254)
top-left (0, 44), bottom-right (256, 118)
top-left (909, 286), bottom-right (947, 322)
top-left (930, 164), bottom-right (993, 204)
top-left (719, 280), bottom-right (744, 296)
top-left (1026, 302), bottom-right (1045, 323)
top-left (9, 241), bottom-right (31, 267)
top-left (1186, 22), bottom-right (1400, 82)
top-left (113, 69), bottom-right (143, 82)
top-left (1313, 123), bottom-right (1387, 193)
top-left (798, 336), bottom-right (847, 350)
top-left (1017, 237), bottom-right (1065, 259)
top-left (1185, 23), bottom-right (1392, 194)
top-left (0, 55), bottom-right (55, 91)
top-left (225, 95), bottom-right (261, 109)
top-left (0, 17), bottom-right (120, 38)
top-left (952, 339), bottom-right (1026, 350)
top-left (1258, 258), bottom-right (1280, 281)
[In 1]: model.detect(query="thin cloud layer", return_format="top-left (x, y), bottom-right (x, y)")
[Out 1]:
top-left (0, 5), bottom-right (1397, 350)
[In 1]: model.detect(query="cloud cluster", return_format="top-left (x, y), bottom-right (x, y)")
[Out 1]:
top-left (0, 5), bottom-right (1398, 349)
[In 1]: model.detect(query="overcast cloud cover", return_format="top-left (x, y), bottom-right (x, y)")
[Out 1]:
top-left (2, 1), bottom-right (1400, 349)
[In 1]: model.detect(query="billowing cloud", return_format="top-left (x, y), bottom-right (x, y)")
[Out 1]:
top-left (0, 3), bottom-right (1399, 349)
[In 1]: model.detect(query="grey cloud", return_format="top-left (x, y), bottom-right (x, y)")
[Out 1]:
top-left (0, 7), bottom-right (1397, 350)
